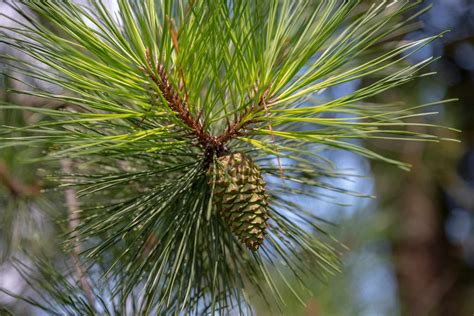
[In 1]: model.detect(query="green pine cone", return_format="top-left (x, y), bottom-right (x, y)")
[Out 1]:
top-left (208, 152), bottom-right (269, 251)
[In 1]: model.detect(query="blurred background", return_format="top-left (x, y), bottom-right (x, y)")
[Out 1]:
top-left (1, 0), bottom-right (473, 315)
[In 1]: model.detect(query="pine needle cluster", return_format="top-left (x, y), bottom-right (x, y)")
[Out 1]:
top-left (0, 0), bottom-right (454, 314)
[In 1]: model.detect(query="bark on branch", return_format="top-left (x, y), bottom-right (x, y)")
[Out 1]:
top-left (143, 48), bottom-right (271, 158)
top-left (61, 159), bottom-right (95, 309)
top-left (0, 161), bottom-right (40, 198)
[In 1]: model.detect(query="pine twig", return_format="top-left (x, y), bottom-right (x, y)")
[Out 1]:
top-left (216, 85), bottom-right (272, 144)
top-left (144, 49), bottom-right (216, 149)
top-left (60, 159), bottom-right (95, 310)
top-left (143, 48), bottom-right (273, 158)
top-left (0, 161), bottom-right (40, 198)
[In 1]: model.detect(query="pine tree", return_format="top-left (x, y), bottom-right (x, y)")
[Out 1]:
top-left (0, 0), bottom-right (454, 314)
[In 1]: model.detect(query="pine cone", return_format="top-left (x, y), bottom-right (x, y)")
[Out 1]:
top-left (208, 152), bottom-right (269, 251)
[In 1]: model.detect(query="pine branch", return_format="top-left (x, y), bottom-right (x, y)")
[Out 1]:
top-left (144, 48), bottom-right (272, 158)
top-left (60, 159), bottom-right (95, 310)
top-left (0, 161), bottom-right (40, 198)
top-left (144, 49), bottom-right (216, 148)
top-left (0, 0), bottom-right (455, 314)
top-left (216, 85), bottom-right (273, 144)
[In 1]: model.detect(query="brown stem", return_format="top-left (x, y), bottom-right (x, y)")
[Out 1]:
top-left (0, 161), bottom-right (40, 198)
top-left (60, 159), bottom-right (95, 309)
top-left (144, 49), bottom-right (216, 149)
top-left (216, 86), bottom-right (272, 144)
top-left (143, 48), bottom-right (272, 159)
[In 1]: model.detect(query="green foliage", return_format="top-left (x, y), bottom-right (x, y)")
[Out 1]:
top-left (0, 0), bottom-right (454, 314)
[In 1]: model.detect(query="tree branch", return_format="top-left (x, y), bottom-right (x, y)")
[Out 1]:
top-left (143, 48), bottom-right (272, 158)
top-left (60, 159), bottom-right (95, 310)
top-left (144, 49), bottom-right (215, 148)
top-left (0, 161), bottom-right (40, 198)
top-left (216, 85), bottom-right (272, 144)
